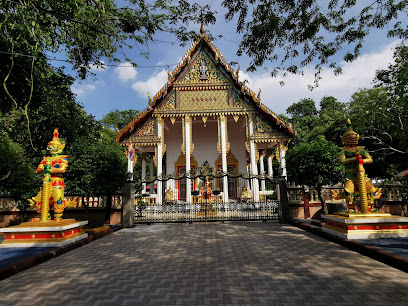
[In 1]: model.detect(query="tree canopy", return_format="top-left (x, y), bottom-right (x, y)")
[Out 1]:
top-left (101, 109), bottom-right (140, 131)
top-left (221, 0), bottom-right (407, 85)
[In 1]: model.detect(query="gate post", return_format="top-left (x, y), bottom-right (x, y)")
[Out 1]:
top-left (122, 178), bottom-right (135, 228)
top-left (277, 176), bottom-right (291, 224)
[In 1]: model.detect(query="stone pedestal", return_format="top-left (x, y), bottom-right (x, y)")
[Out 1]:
top-left (322, 213), bottom-right (408, 240)
top-left (0, 219), bottom-right (88, 248)
top-left (122, 181), bottom-right (135, 228)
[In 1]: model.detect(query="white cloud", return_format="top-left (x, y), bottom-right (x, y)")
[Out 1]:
top-left (71, 83), bottom-right (96, 96)
top-left (131, 69), bottom-right (168, 98)
top-left (89, 60), bottom-right (107, 71)
top-left (114, 62), bottom-right (138, 81)
top-left (239, 41), bottom-right (398, 115)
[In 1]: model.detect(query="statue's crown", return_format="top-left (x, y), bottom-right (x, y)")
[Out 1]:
top-left (49, 128), bottom-right (62, 145)
top-left (47, 128), bottom-right (65, 153)
top-left (343, 119), bottom-right (357, 136)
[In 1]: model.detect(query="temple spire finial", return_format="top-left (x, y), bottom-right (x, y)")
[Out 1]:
top-left (200, 24), bottom-right (205, 34)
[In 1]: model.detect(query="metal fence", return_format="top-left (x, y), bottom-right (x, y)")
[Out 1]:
top-left (133, 164), bottom-right (279, 223)
top-left (134, 201), bottom-right (280, 223)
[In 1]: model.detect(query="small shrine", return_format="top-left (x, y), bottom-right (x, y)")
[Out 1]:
top-left (322, 120), bottom-right (408, 239)
top-left (117, 27), bottom-right (295, 205)
top-left (0, 129), bottom-right (87, 247)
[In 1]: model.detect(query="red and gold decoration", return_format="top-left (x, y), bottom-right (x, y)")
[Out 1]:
top-left (0, 129), bottom-right (88, 247)
top-left (323, 120), bottom-right (408, 239)
top-left (0, 219), bottom-right (88, 248)
top-left (334, 119), bottom-right (381, 213)
top-left (29, 128), bottom-right (73, 221)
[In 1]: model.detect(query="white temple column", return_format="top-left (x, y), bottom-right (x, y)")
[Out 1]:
top-left (248, 120), bottom-right (259, 201)
top-left (267, 151), bottom-right (274, 178)
top-left (185, 117), bottom-right (192, 203)
top-left (260, 152), bottom-right (265, 191)
top-left (141, 153), bottom-right (146, 194)
top-left (149, 154), bottom-right (154, 194)
top-left (157, 119), bottom-right (163, 205)
top-left (220, 116), bottom-right (229, 203)
top-left (280, 144), bottom-right (287, 179)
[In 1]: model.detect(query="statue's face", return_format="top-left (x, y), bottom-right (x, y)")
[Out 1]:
top-left (47, 142), bottom-right (65, 154)
top-left (344, 133), bottom-right (359, 146)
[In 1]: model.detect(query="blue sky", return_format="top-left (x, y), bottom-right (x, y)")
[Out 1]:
top-left (69, 2), bottom-right (405, 120)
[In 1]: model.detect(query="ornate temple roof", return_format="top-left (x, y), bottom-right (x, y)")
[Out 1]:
top-left (117, 28), bottom-right (295, 143)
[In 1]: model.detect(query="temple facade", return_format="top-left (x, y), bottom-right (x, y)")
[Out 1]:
top-left (117, 28), bottom-right (295, 205)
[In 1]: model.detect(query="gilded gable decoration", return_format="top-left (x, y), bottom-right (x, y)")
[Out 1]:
top-left (249, 114), bottom-right (291, 143)
top-left (231, 89), bottom-right (253, 110)
top-left (135, 119), bottom-right (154, 137)
top-left (178, 49), bottom-right (228, 84)
top-left (179, 88), bottom-right (228, 111)
top-left (158, 91), bottom-right (176, 111)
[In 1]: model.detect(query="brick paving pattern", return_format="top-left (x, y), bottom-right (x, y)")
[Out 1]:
top-left (1, 221), bottom-right (408, 305)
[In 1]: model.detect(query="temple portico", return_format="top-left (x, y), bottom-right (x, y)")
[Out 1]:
top-left (117, 28), bottom-right (295, 205)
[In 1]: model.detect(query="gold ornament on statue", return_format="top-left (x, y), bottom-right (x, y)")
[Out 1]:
top-left (28, 128), bottom-right (77, 222)
top-left (334, 119), bottom-right (382, 213)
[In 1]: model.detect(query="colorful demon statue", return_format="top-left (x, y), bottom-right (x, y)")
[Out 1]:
top-left (29, 128), bottom-right (71, 221)
top-left (334, 120), bottom-right (382, 213)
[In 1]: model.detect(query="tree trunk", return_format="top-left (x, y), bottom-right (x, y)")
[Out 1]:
top-left (316, 184), bottom-right (328, 216)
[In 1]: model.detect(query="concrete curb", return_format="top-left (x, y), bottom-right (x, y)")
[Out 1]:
top-left (290, 220), bottom-right (408, 273)
top-left (0, 225), bottom-right (122, 281)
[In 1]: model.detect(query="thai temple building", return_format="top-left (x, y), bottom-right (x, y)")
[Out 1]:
top-left (117, 27), bottom-right (295, 205)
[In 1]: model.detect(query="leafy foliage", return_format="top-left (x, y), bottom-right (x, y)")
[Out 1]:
top-left (286, 97), bottom-right (347, 146)
top-left (286, 136), bottom-right (344, 188)
top-left (286, 135), bottom-right (344, 213)
top-left (0, 136), bottom-right (38, 201)
top-left (221, 0), bottom-right (407, 85)
top-left (348, 46), bottom-right (408, 176)
top-left (0, 0), bottom-right (177, 79)
top-left (101, 109), bottom-right (140, 130)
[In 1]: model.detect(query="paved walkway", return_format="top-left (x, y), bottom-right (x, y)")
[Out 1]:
top-left (1, 221), bottom-right (408, 305)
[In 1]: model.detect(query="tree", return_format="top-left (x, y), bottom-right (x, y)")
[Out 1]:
top-left (348, 46), bottom-right (408, 176)
top-left (221, 0), bottom-right (407, 85)
top-left (0, 0), bottom-right (178, 80)
top-left (314, 96), bottom-right (347, 144)
top-left (0, 136), bottom-right (38, 202)
top-left (286, 98), bottom-right (319, 145)
top-left (101, 109), bottom-right (140, 131)
top-left (286, 136), bottom-right (344, 214)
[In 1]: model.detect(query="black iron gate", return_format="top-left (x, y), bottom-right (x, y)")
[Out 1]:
top-left (134, 164), bottom-right (280, 224)
top-left (134, 201), bottom-right (279, 223)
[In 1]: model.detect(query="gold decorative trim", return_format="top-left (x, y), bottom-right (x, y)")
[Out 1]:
top-left (217, 115), bottom-right (230, 154)
top-left (154, 110), bottom-right (251, 117)
top-left (181, 116), bottom-right (194, 156)
top-left (178, 48), bottom-right (229, 84)
top-left (175, 153), bottom-right (198, 194)
top-left (153, 146), bottom-right (158, 165)
top-left (157, 116), bottom-right (166, 157)
top-left (135, 119), bottom-right (155, 137)
top-left (215, 151), bottom-right (239, 172)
